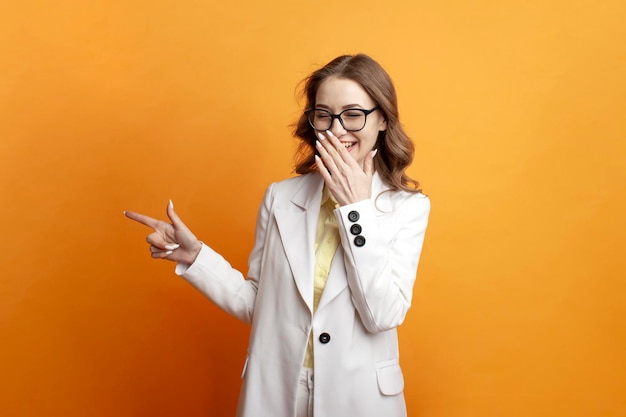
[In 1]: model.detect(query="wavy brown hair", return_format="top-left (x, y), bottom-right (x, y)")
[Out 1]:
top-left (293, 54), bottom-right (420, 193)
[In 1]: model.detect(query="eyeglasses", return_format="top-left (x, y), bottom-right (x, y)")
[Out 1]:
top-left (305, 106), bottom-right (380, 132)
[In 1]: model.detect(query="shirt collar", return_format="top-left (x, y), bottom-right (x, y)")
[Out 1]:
top-left (321, 186), bottom-right (339, 209)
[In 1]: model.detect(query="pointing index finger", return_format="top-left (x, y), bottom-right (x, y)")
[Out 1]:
top-left (124, 210), bottom-right (162, 229)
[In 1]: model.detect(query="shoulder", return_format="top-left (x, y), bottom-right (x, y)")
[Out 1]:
top-left (374, 187), bottom-right (430, 217)
top-left (264, 174), bottom-right (312, 197)
top-left (271, 174), bottom-right (314, 190)
top-left (371, 172), bottom-right (429, 212)
top-left (261, 173), bottom-right (323, 207)
top-left (395, 190), bottom-right (430, 209)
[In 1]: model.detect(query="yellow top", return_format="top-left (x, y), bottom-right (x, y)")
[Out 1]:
top-left (303, 187), bottom-right (340, 368)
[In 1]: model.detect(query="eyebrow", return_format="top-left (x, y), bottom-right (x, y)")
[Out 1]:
top-left (314, 103), bottom-right (368, 110)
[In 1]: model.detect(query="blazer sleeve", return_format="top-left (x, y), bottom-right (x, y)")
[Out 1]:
top-left (335, 192), bottom-right (430, 333)
top-left (174, 183), bottom-right (275, 324)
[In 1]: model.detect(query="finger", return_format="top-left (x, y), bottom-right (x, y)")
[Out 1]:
top-left (124, 210), bottom-right (161, 229)
top-left (150, 244), bottom-right (179, 253)
top-left (166, 200), bottom-right (186, 229)
top-left (315, 154), bottom-right (332, 183)
top-left (150, 244), bottom-right (175, 258)
top-left (146, 232), bottom-right (175, 250)
top-left (363, 148), bottom-right (377, 177)
top-left (316, 136), bottom-right (341, 175)
top-left (324, 130), bottom-right (358, 167)
top-left (150, 248), bottom-right (173, 259)
top-left (318, 131), bottom-right (344, 163)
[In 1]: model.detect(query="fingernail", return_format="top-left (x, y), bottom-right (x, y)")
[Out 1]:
top-left (315, 155), bottom-right (321, 162)
top-left (315, 140), bottom-right (321, 147)
top-left (169, 199), bottom-right (173, 209)
top-left (123, 211), bottom-right (127, 215)
top-left (165, 244), bottom-right (180, 250)
top-left (165, 250), bottom-right (173, 256)
top-left (325, 130), bottom-right (333, 137)
top-left (371, 149), bottom-right (378, 158)
top-left (317, 132), bottom-right (325, 140)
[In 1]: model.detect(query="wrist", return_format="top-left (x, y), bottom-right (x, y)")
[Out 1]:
top-left (186, 240), bottom-right (203, 265)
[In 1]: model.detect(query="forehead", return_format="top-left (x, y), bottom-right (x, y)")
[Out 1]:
top-left (315, 76), bottom-right (375, 107)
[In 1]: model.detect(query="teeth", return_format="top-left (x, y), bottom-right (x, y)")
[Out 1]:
top-left (344, 143), bottom-right (355, 149)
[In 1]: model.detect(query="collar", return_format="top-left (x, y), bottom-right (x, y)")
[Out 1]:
top-left (320, 186), bottom-right (339, 209)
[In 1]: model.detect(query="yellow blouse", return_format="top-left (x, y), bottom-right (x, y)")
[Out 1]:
top-left (303, 187), bottom-right (340, 368)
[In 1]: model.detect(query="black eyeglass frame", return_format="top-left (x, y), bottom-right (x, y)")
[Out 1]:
top-left (304, 106), bottom-right (380, 132)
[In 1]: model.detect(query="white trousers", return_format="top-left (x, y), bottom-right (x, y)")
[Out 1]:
top-left (296, 368), bottom-right (314, 417)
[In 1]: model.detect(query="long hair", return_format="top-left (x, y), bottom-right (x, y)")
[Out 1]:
top-left (293, 54), bottom-right (420, 193)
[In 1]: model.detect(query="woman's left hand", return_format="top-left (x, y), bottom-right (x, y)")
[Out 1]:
top-left (315, 130), bottom-right (377, 206)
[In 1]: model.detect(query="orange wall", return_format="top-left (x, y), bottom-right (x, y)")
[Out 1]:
top-left (1, 1), bottom-right (625, 416)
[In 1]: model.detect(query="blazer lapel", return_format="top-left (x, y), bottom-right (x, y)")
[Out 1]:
top-left (274, 174), bottom-right (324, 312)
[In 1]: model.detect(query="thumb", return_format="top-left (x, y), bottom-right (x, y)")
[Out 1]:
top-left (364, 148), bottom-right (378, 177)
top-left (166, 199), bottom-right (185, 229)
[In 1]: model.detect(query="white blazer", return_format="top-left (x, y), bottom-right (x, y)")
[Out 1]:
top-left (176, 172), bottom-right (430, 417)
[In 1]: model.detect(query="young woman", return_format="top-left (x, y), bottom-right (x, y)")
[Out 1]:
top-left (125, 54), bottom-right (430, 417)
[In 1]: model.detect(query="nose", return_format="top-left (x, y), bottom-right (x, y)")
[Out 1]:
top-left (329, 117), bottom-right (346, 137)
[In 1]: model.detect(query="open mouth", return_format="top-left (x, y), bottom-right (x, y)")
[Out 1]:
top-left (343, 142), bottom-right (356, 150)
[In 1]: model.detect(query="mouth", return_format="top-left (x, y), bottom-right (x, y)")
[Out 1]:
top-left (342, 142), bottom-right (357, 150)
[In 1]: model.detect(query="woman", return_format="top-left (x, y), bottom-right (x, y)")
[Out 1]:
top-left (125, 54), bottom-right (430, 417)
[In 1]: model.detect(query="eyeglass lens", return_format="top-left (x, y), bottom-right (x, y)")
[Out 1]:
top-left (308, 109), bottom-right (368, 132)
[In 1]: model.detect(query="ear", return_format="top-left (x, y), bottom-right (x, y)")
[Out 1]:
top-left (378, 117), bottom-right (387, 132)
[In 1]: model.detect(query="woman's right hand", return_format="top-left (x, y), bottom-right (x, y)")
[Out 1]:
top-left (124, 200), bottom-right (202, 265)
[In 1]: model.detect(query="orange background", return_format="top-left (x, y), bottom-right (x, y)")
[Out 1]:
top-left (1, 1), bottom-right (625, 416)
